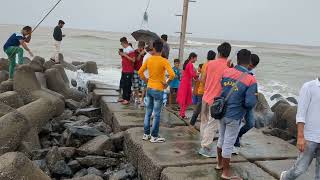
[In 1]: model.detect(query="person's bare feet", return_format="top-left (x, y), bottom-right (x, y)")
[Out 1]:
top-left (121, 100), bottom-right (130, 105)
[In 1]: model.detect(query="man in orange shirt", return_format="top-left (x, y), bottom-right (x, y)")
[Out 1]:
top-left (199, 42), bottom-right (232, 157)
top-left (190, 50), bottom-right (216, 126)
top-left (138, 39), bottom-right (175, 143)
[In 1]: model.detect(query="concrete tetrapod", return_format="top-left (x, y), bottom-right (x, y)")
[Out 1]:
top-left (45, 68), bottom-right (85, 102)
top-left (13, 64), bottom-right (65, 116)
top-left (0, 110), bottom-right (29, 155)
top-left (0, 152), bottom-right (51, 180)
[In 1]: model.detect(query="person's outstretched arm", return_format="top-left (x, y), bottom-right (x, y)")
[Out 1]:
top-left (19, 39), bottom-right (33, 57)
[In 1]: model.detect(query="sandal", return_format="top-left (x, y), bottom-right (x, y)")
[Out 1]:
top-left (215, 165), bottom-right (223, 170)
top-left (221, 175), bottom-right (242, 180)
top-left (121, 100), bottom-right (130, 105)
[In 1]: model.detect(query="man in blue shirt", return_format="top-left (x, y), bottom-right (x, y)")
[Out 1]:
top-left (216, 49), bottom-right (257, 180)
top-left (3, 26), bottom-right (34, 79)
top-left (233, 54), bottom-right (260, 154)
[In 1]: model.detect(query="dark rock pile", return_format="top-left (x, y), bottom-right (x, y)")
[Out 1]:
top-left (31, 102), bottom-right (139, 180)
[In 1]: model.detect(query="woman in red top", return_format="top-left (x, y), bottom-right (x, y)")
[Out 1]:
top-left (176, 52), bottom-right (198, 118)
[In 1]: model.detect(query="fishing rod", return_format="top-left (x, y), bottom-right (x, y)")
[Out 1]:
top-left (33, 0), bottom-right (63, 33)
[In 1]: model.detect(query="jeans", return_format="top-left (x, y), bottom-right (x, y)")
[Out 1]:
top-left (190, 97), bottom-right (203, 126)
top-left (192, 95), bottom-right (202, 105)
top-left (144, 89), bottom-right (164, 137)
top-left (4, 46), bottom-right (24, 79)
top-left (234, 109), bottom-right (255, 147)
top-left (217, 117), bottom-right (241, 158)
top-left (120, 72), bottom-right (133, 101)
top-left (282, 141), bottom-right (320, 180)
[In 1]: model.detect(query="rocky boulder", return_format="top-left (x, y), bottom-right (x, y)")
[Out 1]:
top-left (77, 135), bottom-right (113, 156)
top-left (0, 152), bottom-right (51, 180)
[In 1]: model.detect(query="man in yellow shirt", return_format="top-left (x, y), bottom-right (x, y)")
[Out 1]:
top-left (138, 39), bottom-right (175, 143)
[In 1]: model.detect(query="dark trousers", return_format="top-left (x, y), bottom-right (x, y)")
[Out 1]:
top-left (190, 96), bottom-right (203, 126)
top-left (120, 72), bottom-right (133, 101)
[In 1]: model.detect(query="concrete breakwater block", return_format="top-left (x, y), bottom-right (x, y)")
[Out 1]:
top-left (161, 162), bottom-right (276, 180)
top-left (240, 129), bottom-right (298, 161)
top-left (0, 111), bottom-right (29, 155)
top-left (124, 127), bottom-right (246, 180)
top-left (102, 103), bottom-right (144, 127)
top-left (0, 91), bottom-right (24, 108)
top-left (87, 80), bottom-right (119, 92)
top-left (0, 152), bottom-right (51, 180)
top-left (112, 110), bottom-right (186, 132)
top-left (256, 159), bottom-right (315, 180)
top-left (92, 89), bottom-right (119, 107)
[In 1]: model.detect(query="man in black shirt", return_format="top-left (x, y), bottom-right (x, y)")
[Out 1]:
top-left (51, 20), bottom-right (65, 63)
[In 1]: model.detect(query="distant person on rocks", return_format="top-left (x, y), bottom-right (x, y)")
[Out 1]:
top-left (280, 78), bottom-right (320, 180)
top-left (161, 34), bottom-right (170, 59)
top-left (189, 50), bottom-right (216, 127)
top-left (138, 39), bottom-right (175, 143)
top-left (118, 37), bottom-right (136, 105)
top-left (199, 42), bottom-right (231, 158)
top-left (3, 26), bottom-right (34, 79)
top-left (133, 41), bottom-right (146, 104)
top-left (233, 54), bottom-right (260, 154)
top-left (51, 20), bottom-right (65, 63)
top-left (168, 59), bottom-right (181, 105)
top-left (216, 49), bottom-right (257, 180)
top-left (176, 53), bottom-right (198, 119)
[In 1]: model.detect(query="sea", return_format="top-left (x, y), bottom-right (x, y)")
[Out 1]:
top-left (1, 24), bottom-right (319, 106)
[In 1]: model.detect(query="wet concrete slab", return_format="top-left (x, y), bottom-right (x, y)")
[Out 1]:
top-left (240, 129), bottom-right (298, 161)
top-left (101, 102), bottom-right (144, 127)
top-left (124, 127), bottom-right (246, 180)
top-left (161, 162), bottom-right (276, 180)
top-left (92, 89), bottom-right (119, 107)
top-left (112, 110), bottom-right (186, 132)
top-left (256, 159), bottom-right (315, 180)
top-left (94, 83), bottom-right (118, 90)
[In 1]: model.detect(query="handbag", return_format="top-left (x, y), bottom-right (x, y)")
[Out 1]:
top-left (210, 72), bottom-right (247, 119)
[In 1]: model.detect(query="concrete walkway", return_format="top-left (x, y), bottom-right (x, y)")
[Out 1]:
top-left (92, 81), bottom-right (315, 180)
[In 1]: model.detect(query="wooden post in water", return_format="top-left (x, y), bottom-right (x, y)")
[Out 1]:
top-left (178, 0), bottom-right (189, 61)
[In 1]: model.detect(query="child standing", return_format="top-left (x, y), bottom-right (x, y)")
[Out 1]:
top-left (176, 53), bottom-right (198, 119)
top-left (169, 59), bottom-right (181, 105)
top-left (192, 64), bottom-right (203, 105)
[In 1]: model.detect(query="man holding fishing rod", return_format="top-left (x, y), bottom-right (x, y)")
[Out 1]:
top-left (3, 26), bottom-right (34, 79)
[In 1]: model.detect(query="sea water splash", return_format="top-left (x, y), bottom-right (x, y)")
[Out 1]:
top-left (65, 68), bottom-right (121, 93)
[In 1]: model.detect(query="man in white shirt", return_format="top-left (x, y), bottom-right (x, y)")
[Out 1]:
top-left (281, 78), bottom-right (320, 180)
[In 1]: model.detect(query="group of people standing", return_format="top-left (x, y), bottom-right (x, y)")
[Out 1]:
top-left (118, 38), bottom-right (262, 178)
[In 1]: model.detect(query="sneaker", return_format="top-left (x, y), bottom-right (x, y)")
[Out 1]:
top-left (142, 134), bottom-right (151, 141)
top-left (232, 146), bottom-right (240, 155)
top-left (150, 136), bottom-right (166, 143)
top-left (280, 171), bottom-right (286, 180)
top-left (198, 147), bottom-right (215, 158)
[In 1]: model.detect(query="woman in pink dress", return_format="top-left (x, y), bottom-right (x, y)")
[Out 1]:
top-left (176, 52), bottom-right (198, 118)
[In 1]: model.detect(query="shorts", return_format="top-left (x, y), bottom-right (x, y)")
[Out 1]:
top-left (140, 79), bottom-right (147, 89)
top-left (132, 71), bottom-right (142, 91)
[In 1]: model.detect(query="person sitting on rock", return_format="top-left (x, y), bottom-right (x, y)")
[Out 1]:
top-left (233, 53), bottom-right (260, 154)
top-left (3, 26), bottom-right (34, 79)
top-left (280, 77), bottom-right (320, 180)
top-left (216, 49), bottom-right (257, 180)
top-left (138, 39), bottom-right (175, 143)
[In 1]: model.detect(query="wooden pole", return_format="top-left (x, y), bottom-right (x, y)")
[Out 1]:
top-left (178, 0), bottom-right (189, 61)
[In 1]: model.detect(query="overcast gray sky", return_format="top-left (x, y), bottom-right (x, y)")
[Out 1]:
top-left (0, 0), bottom-right (319, 46)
